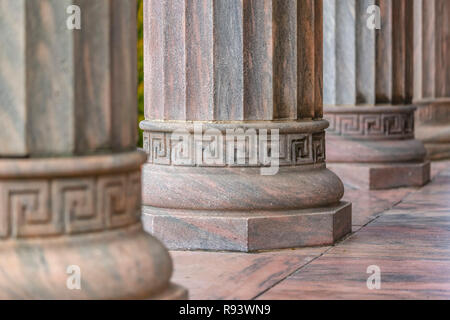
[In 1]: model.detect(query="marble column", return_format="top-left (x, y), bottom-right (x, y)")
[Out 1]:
top-left (141, 0), bottom-right (351, 252)
top-left (414, 0), bottom-right (450, 160)
top-left (0, 0), bottom-right (186, 299)
top-left (323, 0), bottom-right (430, 190)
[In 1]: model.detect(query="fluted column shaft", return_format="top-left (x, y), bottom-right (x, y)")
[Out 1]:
top-left (323, 0), bottom-right (430, 190)
top-left (0, 0), bottom-right (186, 299)
top-left (141, 0), bottom-right (351, 252)
top-left (414, 0), bottom-right (450, 159)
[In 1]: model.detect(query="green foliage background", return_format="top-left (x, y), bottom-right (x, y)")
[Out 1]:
top-left (137, 0), bottom-right (144, 147)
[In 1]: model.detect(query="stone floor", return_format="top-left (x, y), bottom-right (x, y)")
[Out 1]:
top-left (170, 161), bottom-right (450, 300)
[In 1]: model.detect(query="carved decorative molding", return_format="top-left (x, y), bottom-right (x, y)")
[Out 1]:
top-left (143, 129), bottom-right (326, 167)
top-left (0, 169), bottom-right (141, 239)
top-left (325, 107), bottom-right (415, 140)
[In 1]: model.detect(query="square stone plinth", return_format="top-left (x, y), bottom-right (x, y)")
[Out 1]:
top-left (328, 161), bottom-right (431, 190)
top-left (142, 202), bottom-right (352, 252)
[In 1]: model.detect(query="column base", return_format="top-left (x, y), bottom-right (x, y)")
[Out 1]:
top-left (143, 201), bottom-right (351, 252)
top-left (0, 152), bottom-right (186, 300)
top-left (327, 161), bottom-right (430, 190)
top-left (140, 119), bottom-right (352, 252)
top-left (325, 105), bottom-right (431, 189)
top-left (415, 100), bottom-right (450, 160)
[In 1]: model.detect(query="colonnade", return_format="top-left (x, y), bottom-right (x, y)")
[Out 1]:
top-left (0, 0), bottom-right (447, 299)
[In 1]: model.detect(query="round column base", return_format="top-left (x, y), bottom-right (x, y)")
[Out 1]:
top-left (0, 152), bottom-right (186, 300)
top-left (325, 105), bottom-right (431, 189)
top-left (140, 120), bottom-right (351, 251)
top-left (326, 135), bottom-right (427, 163)
top-left (415, 100), bottom-right (450, 160)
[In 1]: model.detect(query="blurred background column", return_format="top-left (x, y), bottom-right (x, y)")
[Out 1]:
top-left (0, 0), bottom-right (186, 299)
top-left (414, 0), bottom-right (450, 160)
top-left (323, 0), bottom-right (430, 190)
top-left (141, 0), bottom-right (351, 252)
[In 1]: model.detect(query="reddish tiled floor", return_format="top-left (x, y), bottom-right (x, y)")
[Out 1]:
top-left (258, 213), bottom-right (450, 299)
top-left (343, 188), bottom-right (415, 226)
top-left (170, 161), bottom-right (450, 300)
top-left (171, 247), bottom-right (329, 300)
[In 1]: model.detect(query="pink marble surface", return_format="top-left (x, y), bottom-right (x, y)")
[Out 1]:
top-left (170, 247), bottom-right (328, 300)
top-left (170, 161), bottom-right (450, 300)
top-left (259, 163), bottom-right (450, 300)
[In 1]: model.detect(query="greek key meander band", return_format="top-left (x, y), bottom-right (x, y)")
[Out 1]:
top-left (143, 130), bottom-right (326, 167)
top-left (0, 170), bottom-right (141, 239)
top-left (326, 112), bottom-right (414, 139)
